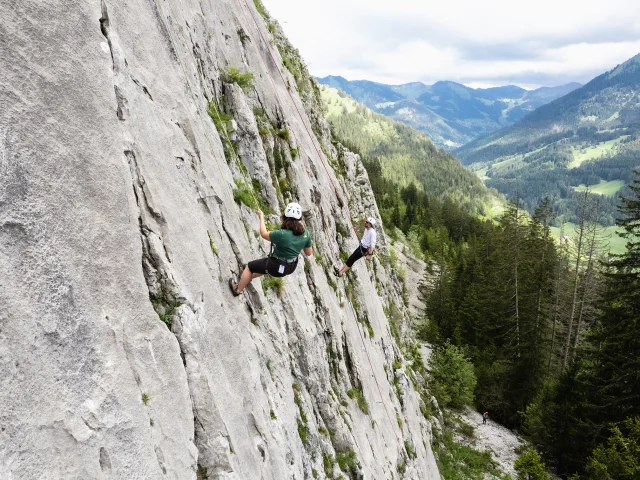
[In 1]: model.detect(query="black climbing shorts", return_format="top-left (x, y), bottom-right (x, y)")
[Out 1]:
top-left (346, 245), bottom-right (366, 268)
top-left (247, 257), bottom-right (298, 278)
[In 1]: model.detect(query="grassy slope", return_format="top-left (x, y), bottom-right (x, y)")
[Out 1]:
top-left (573, 179), bottom-right (625, 196)
top-left (549, 223), bottom-right (626, 254)
top-left (457, 54), bottom-right (640, 164)
top-left (568, 138), bottom-right (623, 168)
top-left (321, 85), bottom-right (504, 218)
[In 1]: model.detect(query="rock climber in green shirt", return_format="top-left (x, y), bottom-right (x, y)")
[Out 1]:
top-left (229, 202), bottom-right (313, 296)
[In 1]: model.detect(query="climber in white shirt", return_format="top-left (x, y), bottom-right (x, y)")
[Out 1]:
top-left (334, 217), bottom-right (377, 277)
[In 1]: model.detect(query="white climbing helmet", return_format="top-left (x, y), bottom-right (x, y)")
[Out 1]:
top-left (366, 217), bottom-right (377, 227)
top-left (284, 202), bottom-right (303, 220)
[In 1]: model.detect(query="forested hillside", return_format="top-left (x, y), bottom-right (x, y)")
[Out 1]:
top-left (361, 141), bottom-right (640, 478)
top-left (323, 67), bottom-right (640, 477)
top-left (456, 54), bottom-right (640, 226)
top-left (320, 85), bottom-right (503, 219)
top-left (318, 76), bottom-right (580, 149)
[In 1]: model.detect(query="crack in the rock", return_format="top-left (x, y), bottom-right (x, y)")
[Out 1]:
top-left (100, 4), bottom-right (217, 474)
top-left (126, 151), bottom-right (166, 223)
top-left (99, 1), bottom-right (113, 65)
top-left (342, 333), bottom-right (362, 392)
top-left (219, 208), bottom-right (243, 269)
top-left (131, 76), bottom-right (154, 101)
top-left (100, 1), bottom-right (130, 120)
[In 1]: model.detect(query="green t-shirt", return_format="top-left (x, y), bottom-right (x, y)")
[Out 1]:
top-left (269, 229), bottom-right (312, 259)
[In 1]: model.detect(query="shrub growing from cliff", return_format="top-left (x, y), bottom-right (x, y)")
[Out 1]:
top-left (346, 388), bottom-right (369, 414)
top-left (336, 449), bottom-right (359, 480)
top-left (276, 128), bottom-right (290, 140)
top-left (207, 100), bottom-right (236, 163)
top-left (253, 0), bottom-right (269, 19)
top-left (262, 276), bottom-right (284, 296)
top-left (233, 179), bottom-right (258, 209)
top-left (435, 430), bottom-right (504, 479)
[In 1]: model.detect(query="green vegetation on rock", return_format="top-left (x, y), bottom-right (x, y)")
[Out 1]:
top-left (221, 66), bottom-right (255, 92)
top-left (435, 430), bottom-right (507, 480)
top-left (514, 449), bottom-right (549, 480)
top-left (262, 276), bottom-right (284, 297)
top-left (346, 388), bottom-right (369, 414)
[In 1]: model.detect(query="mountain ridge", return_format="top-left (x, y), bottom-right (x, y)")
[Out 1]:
top-left (320, 84), bottom-right (503, 219)
top-left (317, 75), bottom-right (581, 148)
top-left (455, 52), bottom-right (640, 225)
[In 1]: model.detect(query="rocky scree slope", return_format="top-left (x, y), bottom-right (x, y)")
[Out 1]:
top-left (0, 1), bottom-right (440, 479)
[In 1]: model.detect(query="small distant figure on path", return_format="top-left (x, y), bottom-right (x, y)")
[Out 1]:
top-left (483, 411), bottom-right (489, 425)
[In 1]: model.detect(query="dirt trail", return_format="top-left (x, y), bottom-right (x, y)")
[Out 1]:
top-left (455, 407), bottom-right (524, 478)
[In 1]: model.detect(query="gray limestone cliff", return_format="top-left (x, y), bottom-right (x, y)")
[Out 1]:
top-left (0, 1), bottom-right (440, 479)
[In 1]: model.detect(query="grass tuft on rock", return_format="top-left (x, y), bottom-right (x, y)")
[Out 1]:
top-left (207, 231), bottom-right (218, 256)
top-left (233, 179), bottom-right (258, 209)
top-left (262, 276), bottom-right (284, 296)
top-left (435, 430), bottom-right (505, 479)
top-left (346, 388), bottom-right (369, 414)
top-left (221, 66), bottom-right (255, 92)
top-left (336, 449), bottom-right (359, 480)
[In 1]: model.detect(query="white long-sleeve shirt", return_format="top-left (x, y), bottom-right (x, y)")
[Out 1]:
top-left (361, 228), bottom-right (377, 250)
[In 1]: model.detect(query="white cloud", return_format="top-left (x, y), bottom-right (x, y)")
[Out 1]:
top-left (261, 0), bottom-right (640, 88)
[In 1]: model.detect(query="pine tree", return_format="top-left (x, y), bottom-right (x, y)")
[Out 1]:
top-left (569, 198), bottom-right (605, 362)
top-left (582, 417), bottom-right (640, 480)
top-left (548, 222), bottom-right (571, 372)
top-left (521, 199), bottom-right (558, 401)
top-left (563, 190), bottom-right (597, 370)
top-left (500, 196), bottom-right (525, 358)
top-left (588, 169), bottom-right (640, 433)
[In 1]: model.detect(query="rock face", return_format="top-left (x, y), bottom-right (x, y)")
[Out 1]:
top-left (0, 1), bottom-right (440, 479)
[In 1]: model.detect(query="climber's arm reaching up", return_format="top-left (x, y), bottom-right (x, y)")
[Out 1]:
top-left (257, 209), bottom-right (270, 241)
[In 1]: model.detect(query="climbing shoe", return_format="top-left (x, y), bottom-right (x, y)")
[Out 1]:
top-left (229, 278), bottom-right (241, 297)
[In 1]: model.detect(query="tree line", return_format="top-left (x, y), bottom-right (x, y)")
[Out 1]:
top-left (485, 136), bottom-right (640, 226)
top-left (363, 152), bottom-right (640, 478)
top-left (326, 102), bottom-right (497, 217)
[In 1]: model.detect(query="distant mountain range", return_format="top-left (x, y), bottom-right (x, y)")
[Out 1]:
top-left (455, 53), bottom-right (640, 225)
top-left (317, 75), bottom-right (581, 149)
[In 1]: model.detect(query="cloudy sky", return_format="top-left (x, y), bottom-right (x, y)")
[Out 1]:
top-left (261, 0), bottom-right (640, 89)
